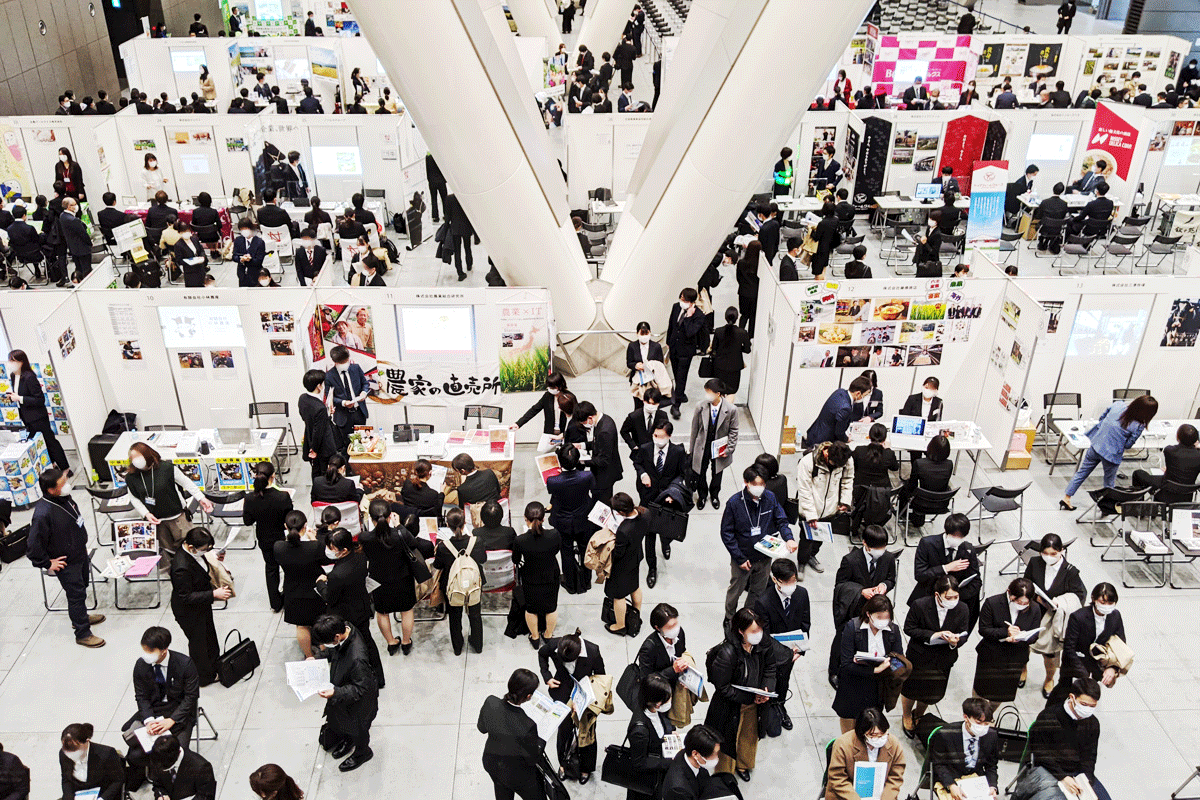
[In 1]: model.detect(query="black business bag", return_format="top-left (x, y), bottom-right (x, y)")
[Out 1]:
top-left (0, 524), bottom-right (28, 564)
top-left (993, 706), bottom-right (1027, 762)
top-left (601, 724), bottom-right (664, 794)
top-left (216, 629), bottom-right (261, 687)
top-left (614, 662), bottom-right (641, 710)
top-left (649, 504), bottom-right (689, 544)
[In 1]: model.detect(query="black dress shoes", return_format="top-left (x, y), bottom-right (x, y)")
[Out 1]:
top-left (330, 740), bottom-right (354, 759)
top-left (696, 496), bottom-right (707, 510)
top-left (662, 542), bottom-right (672, 560)
top-left (338, 750), bottom-right (373, 771)
top-left (780, 706), bottom-right (793, 730)
top-left (710, 496), bottom-right (721, 510)
top-left (646, 569), bottom-right (658, 589)
top-left (735, 769), bottom-right (751, 782)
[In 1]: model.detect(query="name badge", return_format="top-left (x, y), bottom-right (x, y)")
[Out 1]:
top-left (77, 514), bottom-right (85, 527)
top-left (751, 526), bottom-right (761, 539)
top-left (144, 496), bottom-right (157, 507)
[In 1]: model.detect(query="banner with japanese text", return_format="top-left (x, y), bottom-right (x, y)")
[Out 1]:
top-left (498, 302), bottom-right (551, 393)
top-left (966, 160), bottom-right (1008, 253)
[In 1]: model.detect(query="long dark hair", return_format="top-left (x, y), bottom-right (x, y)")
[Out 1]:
top-left (368, 498), bottom-right (398, 547)
top-left (525, 501), bottom-right (546, 536)
top-left (249, 764), bottom-right (303, 800)
top-left (324, 453), bottom-right (347, 485)
top-left (1119, 395), bottom-right (1158, 428)
top-left (284, 510), bottom-right (307, 546)
top-left (7, 349), bottom-right (30, 374)
top-left (252, 461), bottom-right (274, 496)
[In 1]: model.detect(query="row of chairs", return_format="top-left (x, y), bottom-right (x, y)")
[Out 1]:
top-left (1017, 213), bottom-right (1183, 275)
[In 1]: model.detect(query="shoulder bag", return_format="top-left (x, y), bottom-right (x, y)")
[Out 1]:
top-left (216, 629), bottom-right (261, 687)
top-left (1091, 634), bottom-right (1134, 675)
top-left (601, 722), bottom-right (664, 795)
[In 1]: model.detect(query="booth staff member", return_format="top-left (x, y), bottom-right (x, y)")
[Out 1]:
top-left (55, 198), bottom-right (91, 283)
top-left (772, 147), bottom-right (793, 196)
top-left (324, 346), bottom-right (372, 441)
top-left (1069, 160), bottom-right (1106, 195)
top-left (55, 148), bottom-right (84, 200)
top-left (900, 377), bottom-right (943, 420)
top-left (5, 349), bottom-right (69, 471)
top-left (125, 443), bottom-right (211, 558)
top-left (142, 154), bottom-right (168, 201)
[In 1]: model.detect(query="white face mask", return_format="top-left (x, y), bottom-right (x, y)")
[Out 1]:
top-left (699, 754), bottom-right (719, 772)
top-left (653, 437), bottom-right (670, 449)
top-left (865, 547), bottom-right (887, 559)
top-left (937, 595), bottom-right (960, 610)
top-left (679, 301), bottom-right (691, 311)
top-left (865, 734), bottom-right (889, 749)
top-left (259, 279), bottom-right (271, 286)
top-left (65, 748), bottom-right (87, 762)
top-left (130, 454), bottom-right (147, 470)
top-left (706, 392), bottom-right (719, 405)
top-left (59, 154), bottom-right (68, 162)
top-left (661, 624), bottom-right (680, 640)
top-left (325, 547), bottom-right (339, 560)
top-left (1009, 600), bottom-right (1029, 617)
top-left (944, 535), bottom-right (964, 548)
top-left (966, 720), bottom-right (990, 737)
top-left (59, 484), bottom-right (73, 497)
top-left (746, 484), bottom-right (765, 497)
top-left (241, 230), bottom-right (253, 239)
top-left (189, 547), bottom-right (208, 563)
top-left (1094, 602), bottom-right (1116, 616)
top-left (6, 362), bottom-right (18, 375)
top-left (870, 616), bottom-right (890, 630)
top-left (777, 581), bottom-right (797, 597)
top-left (922, 389), bottom-right (937, 400)
top-left (1068, 698), bottom-right (1096, 719)
top-left (745, 630), bottom-right (763, 646)
top-left (644, 403), bottom-right (658, 414)
top-left (548, 388), bottom-right (560, 395)
top-left (148, 160), bottom-right (157, 168)
top-left (1042, 553), bottom-right (1061, 566)
top-left (562, 659), bottom-right (576, 672)
top-left (302, 240), bottom-right (314, 248)
top-left (141, 651), bottom-right (160, 664)
top-left (638, 335), bottom-right (650, 344)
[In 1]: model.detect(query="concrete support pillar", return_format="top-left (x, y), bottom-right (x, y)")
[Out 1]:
top-left (505, 0), bottom-right (564, 49)
top-left (352, 0), bottom-right (595, 331)
top-left (576, 0), bottom-right (632, 57)
top-left (600, 0), bottom-right (872, 331)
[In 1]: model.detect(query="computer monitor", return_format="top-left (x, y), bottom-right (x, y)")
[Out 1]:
top-left (892, 415), bottom-right (926, 436)
top-left (914, 183), bottom-right (942, 201)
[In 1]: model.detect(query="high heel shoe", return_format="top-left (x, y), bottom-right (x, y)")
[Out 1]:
top-left (1059, 500), bottom-right (1075, 511)
top-left (901, 720), bottom-right (916, 740)
top-left (387, 642), bottom-right (401, 656)
top-left (401, 640), bottom-right (412, 655)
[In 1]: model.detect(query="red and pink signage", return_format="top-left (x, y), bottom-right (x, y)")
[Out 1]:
top-left (1086, 102), bottom-right (1139, 181)
top-left (872, 35), bottom-right (974, 97)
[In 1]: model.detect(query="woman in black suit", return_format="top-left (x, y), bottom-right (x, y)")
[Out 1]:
top-left (170, 527), bottom-right (228, 685)
top-left (360, 502), bottom-right (434, 657)
top-left (172, 223), bottom-right (208, 287)
top-left (317, 527), bottom-right (384, 688)
top-left (850, 369), bottom-right (885, 422)
top-left (833, 595), bottom-right (904, 732)
top-left (513, 372), bottom-right (570, 434)
top-left (309, 454), bottom-right (364, 505)
top-left (304, 197), bottom-right (333, 244)
top-left (538, 629), bottom-right (606, 784)
top-left (274, 511), bottom-right (327, 658)
top-left (59, 723), bottom-right (123, 800)
top-left (709, 307), bottom-right (752, 394)
top-left (900, 434), bottom-right (954, 526)
top-left (242, 461), bottom-right (293, 613)
top-left (900, 575), bottom-right (970, 737)
top-left (514, 501), bottom-right (562, 647)
top-left (54, 147), bottom-right (85, 200)
top-left (626, 673), bottom-right (675, 800)
top-left (852, 423), bottom-right (900, 488)
top-left (605, 492), bottom-right (646, 636)
top-left (190, 192), bottom-right (221, 252)
top-left (1023, 532), bottom-right (1087, 697)
top-left (636, 603), bottom-right (687, 687)
top-left (399, 459), bottom-right (445, 519)
top-left (626, 322), bottom-right (665, 377)
top-left (4, 349), bottom-right (68, 470)
top-left (1051, 582), bottom-right (1125, 705)
top-left (478, 668), bottom-right (546, 800)
top-left (972, 578), bottom-right (1042, 703)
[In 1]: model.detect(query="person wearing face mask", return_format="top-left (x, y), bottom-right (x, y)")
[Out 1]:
top-left (141, 153), bottom-right (167, 201)
top-left (850, 370), bottom-right (885, 423)
top-left (752, 559), bottom-right (810, 730)
top-left (604, 492), bottom-right (647, 636)
top-left (900, 376), bottom-right (944, 421)
top-left (625, 673), bottom-right (677, 800)
top-left (348, 253), bottom-right (385, 287)
top-left (121, 626), bottom-right (200, 773)
top-left (795, 440), bottom-right (855, 577)
top-left (909, 514), bottom-right (982, 630)
top-left (513, 371), bottom-right (570, 435)
top-left (310, 613), bottom-right (379, 771)
top-left (807, 376), bottom-right (872, 448)
top-left (705, 607), bottom-right (775, 782)
top-left (1023, 533), bottom-right (1087, 698)
top-left (248, 764), bottom-right (303, 800)
top-left (926, 698), bottom-right (999, 800)
top-left (432, 507), bottom-right (487, 655)
top-left (1027, 678), bottom-right (1109, 800)
top-left (972, 578), bottom-right (1042, 703)
top-left (54, 147), bottom-right (84, 200)
top-left (513, 501), bottom-right (562, 647)
top-left (124, 443), bottom-right (212, 560)
top-left (297, 369), bottom-right (340, 482)
top-left (622, 387), bottom-right (669, 460)
top-left (323, 346), bottom-right (373, 444)
top-left (147, 734), bottom-right (215, 800)
top-left (275, 511), bottom-right (327, 658)
top-left (316, 528), bottom-right (384, 689)
top-left (27, 468), bottom-right (106, 647)
top-left (689, 379), bottom-right (738, 510)
top-left (830, 525), bottom-right (898, 688)
top-left (241, 461), bottom-right (293, 613)
top-left (5, 349), bottom-right (69, 471)
top-left (826, 707), bottom-right (905, 800)
top-left (636, 602), bottom-right (688, 690)
top-left (233, 219), bottom-right (266, 287)
top-left (478, 668), bottom-right (547, 800)
top-left (626, 321), bottom-right (665, 395)
top-left (900, 575), bottom-right (971, 737)
top-left (59, 723), bottom-right (124, 800)
top-left (570, 400), bottom-right (622, 504)
top-left (254, 267), bottom-right (279, 288)
top-left (539, 629), bottom-right (606, 784)
top-left (665, 287), bottom-right (707, 420)
top-left (634, 420), bottom-right (690, 586)
top-left (721, 468), bottom-right (796, 622)
top-left (170, 528), bottom-right (230, 685)
top-left (292, 228), bottom-right (326, 286)
top-left (661, 725), bottom-right (721, 800)
top-left (833, 595), bottom-right (903, 732)
top-left (1050, 583), bottom-right (1124, 706)
top-left (170, 222), bottom-right (207, 287)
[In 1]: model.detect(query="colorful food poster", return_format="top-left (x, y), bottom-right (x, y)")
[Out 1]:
top-left (498, 303), bottom-right (551, 393)
top-left (817, 323), bottom-right (852, 345)
top-left (835, 346), bottom-right (871, 368)
top-left (1002, 299), bottom-right (1021, 329)
top-left (873, 300), bottom-right (910, 321)
top-left (216, 458), bottom-right (248, 491)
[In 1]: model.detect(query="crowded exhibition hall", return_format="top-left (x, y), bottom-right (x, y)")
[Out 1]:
top-left (0, 0), bottom-right (1198, 798)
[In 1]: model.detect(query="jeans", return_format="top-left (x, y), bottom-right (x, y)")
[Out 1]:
top-left (57, 560), bottom-right (92, 639)
top-left (1064, 447), bottom-right (1119, 498)
top-left (725, 558), bottom-right (770, 621)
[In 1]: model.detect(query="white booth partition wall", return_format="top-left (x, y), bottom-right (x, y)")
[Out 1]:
top-left (565, 114), bottom-right (652, 209)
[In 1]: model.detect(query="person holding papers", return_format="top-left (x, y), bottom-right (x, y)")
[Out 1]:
top-left (514, 501), bottom-right (563, 648)
top-left (122, 626), bottom-right (200, 767)
top-left (909, 514), bottom-right (983, 631)
top-left (705, 607), bottom-right (776, 782)
top-left (478, 669), bottom-right (545, 800)
top-left (316, 528), bottom-right (384, 690)
top-left (324, 346), bottom-right (373, 443)
top-left (806, 376), bottom-right (872, 447)
top-left (830, 526), bottom-right (898, 689)
top-left (833, 595), bottom-right (903, 732)
top-left (513, 371), bottom-right (571, 435)
top-left (60, 723), bottom-right (124, 800)
top-left (752, 559), bottom-right (810, 730)
top-left (310, 614), bottom-right (379, 772)
top-left (170, 528), bottom-right (229, 686)
top-left (172, 223), bottom-right (208, 287)
top-left (275, 511), bottom-right (327, 659)
top-left (634, 421), bottom-right (689, 587)
top-left (545, 445), bottom-right (596, 595)
top-left (124, 442), bottom-right (212, 562)
top-left (926, 698), bottom-right (1000, 800)
top-left (720, 467), bottom-right (796, 622)
top-left (795, 441), bottom-right (855, 577)
top-left (1027, 678), bottom-right (1111, 800)
top-left (360, 502), bottom-right (434, 657)
top-left (1023, 533), bottom-right (1087, 699)
top-left (605, 493), bottom-right (647, 636)
top-left (625, 673), bottom-right (676, 800)
top-left (637, 603), bottom-right (688, 688)
top-left (972, 578), bottom-right (1043, 703)
top-left (900, 576), bottom-right (970, 737)
top-left (825, 707), bottom-right (905, 800)
top-left (626, 322), bottom-right (665, 393)
top-left (689, 379), bottom-right (738, 511)
top-left (538, 630), bottom-right (606, 785)
top-left (1050, 583), bottom-right (1125, 706)
top-left (147, 735), bottom-right (215, 800)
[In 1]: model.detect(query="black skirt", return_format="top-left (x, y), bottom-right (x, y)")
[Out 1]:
top-left (522, 580), bottom-right (560, 615)
top-left (284, 596), bottom-right (326, 627)
top-left (371, 579), bottom-right (418, 614)
top-left (972, 639), bottom-right (1030, 702)
top-left (901, 639), bottom-right (959, 704)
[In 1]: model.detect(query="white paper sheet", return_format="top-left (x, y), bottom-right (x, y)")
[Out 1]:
top-left (285, 659), bottom-right (332, 702)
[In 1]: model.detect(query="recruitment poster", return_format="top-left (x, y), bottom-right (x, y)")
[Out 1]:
top-left (966, 160), bottom-right (1008, 253)
top-left (0, 126), bottom-right (34, 201)
top-left (498, 303), bottom-right (551, 393)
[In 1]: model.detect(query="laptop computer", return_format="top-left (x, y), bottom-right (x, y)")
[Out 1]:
top-left (215, 428), bottom-right (254, 447)
top-left (891, 415), bottom-right (926, 436)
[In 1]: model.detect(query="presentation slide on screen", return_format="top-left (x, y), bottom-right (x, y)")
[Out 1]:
top-left (170, 50), bottom-right (207, 73)
top-left (180, 154), bottom-right (210, 175)
top-left (1166, 136), bottom-right (1200, 167)
top-left (894, 61), bottom-right (929, 83)
top-left (158, 306), bottom-right (247, 349)
top-left (1026, 133), bottom-right (1075, 162)
top-left (311, 146), bottom-right (362, 176)
top-left (275, 58), bottom-right (311, 80)
top-left (400, 306), bottom-right (476, 361)
top-left (1066, 308), bottom-right (1147, 359)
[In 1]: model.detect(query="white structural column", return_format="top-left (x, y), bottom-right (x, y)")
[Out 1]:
top-left (352, 0), bottom-right (596, 330)
top-left (601, 0), bottom-right (873, 331)
top-left (576, 0), bottom-right (633, 57)
top-left (505, 0), bottom-right (564, 48)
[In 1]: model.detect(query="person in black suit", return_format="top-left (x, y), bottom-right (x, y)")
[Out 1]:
top-left (96, 90), bottom-right (116, 114)
top-left (1134, 423), bottom-right (1200, 500)
top-left (444, 193), bottom-right (475, 280)
top-left (479, 669), bottom-right (546, 800)
top-left (304, 11), bottom-right (317, 35)
top-left (360, 505), bottom-right (435, 657)
top-left (398, 459), bottom-right (445, 520)
top-left (513, 372), bottom-right (570, 435)
top-left (778, 238), bottom-right (801, 282)
top-left (830, 525), bottom-right (898, 686)
top-left (710, 307), bottom-right (752, 395)
top-left (256, 188), bottom-right (294, 233)
top-left (95, 193), bottom-right (132, 244)
top-left (452, 453), bottom-right (502, 508)
top-left (293, 229), bottom-right (326, 286)
top-left (613, 36), bottom-right (635, 86)
top-left (54, 198), bottom-right (90, 283)
top-left (661, 726), bottom-right (719, 800)
top-left (926, 698), bottom-right (1000, 797)
top-left (145, 191), bottom-right (178, 231)
top-left (834, 188), bottom-right (857, 233)
top-left (432, 508), bottom-right (487, 654)
top-left (311, 613), bottom-right (379, 771)
top-left (900, 575), bottom-right (971, 735)
top-left (636, 602), bottom-right (688, 689)
top-left (1070, 181), bottom-right (1114, 237)
top-left (513, 501), bottom-right (562, 645)
top-left (545, 446), bottom-right (595, 595)
top-left (913, 214), bottom-right (944, 270)
top-left (558, 1), bottom-right (575, 33)
top-left (899, 434), bottom-right (954, 527)
top-left (1033, 182), bottom-right (1070, 253)
top-left (757, 204), bottom-right (780, 263)
top-left (626, 673), bottom-right (676, 800)
top-left (852, 423), bottom-right (899, 488)
top-left (147, 736), bottom-right (215, 800)
top-left (157, 93), bottom-right (176, 113)
top-left (60, 723), bottom-right (123, 800)
top-left (349, 253), bottom-right (386, 286)
top-left (170, 528), bottom-right (228, 686)
top-left (665, 288), bottom-right (706, 419)
top-left (900, 376), bottom-right (944, 422)
top-left (909, 514), bottom-right (982, 626)
top-left (574, 401), bottom-right (622, 502)
top-left (1028, 678), bottom-right (1111, 800)
top-left (627, 321), bottom-right (665, 386)
top-left (6, 349), bottom-right (69, 470)
top-left (752, 559), bottom-right (809, 729)
top-left (1005, 164), bottom-right (1038, 217)
top-left (230, 219), bottom-right (264, 286)
top-left (298, 369), bottom-right (340, 481)
top-left (903, 77), bottom-right (929, 109)
top-left (297, 88), bottom-right (324, 114)
top-left (122, 626), bottom-right (200, 758)
top-left (832, 594), bottom-right (903, 731)
top-left (324, 346), bottom-right (372, 440)
top-left (283, 151), bottom-right (308, 198)
top-left (972, 578), bottom-right (1043, 703)
top-left (539, 630), bottom-right (606, 783)
top-left (317, 529), bottom-right (384, 689)
top-left (1049, 582), bottom-right (1124, 706)
top-left (1069, 160), bottom-right (1107, 195)
top-left (604, 493), bottom-right (647, 635)
top-left (814, 145), bottom-right (842, 191)
top-left (634, 421), bottom-right (689, 585)
top-left (6, 206), bottom-right (43, 276)
top-left (0, 743), bottom-right (29, 800)
top-left (242, 462), bottom-right (293, 613)
top-left (275, 512), bottom-right (327, 658)
top-left (172, 223), bottom-right (208, 288)
top-left (622, 387), bottom-right (668, 457)
top-left (1023, 533), bottom-right (1087, 697)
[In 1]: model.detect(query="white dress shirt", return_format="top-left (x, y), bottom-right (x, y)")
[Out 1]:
top-left (861, 621), bottom-right (886, 656)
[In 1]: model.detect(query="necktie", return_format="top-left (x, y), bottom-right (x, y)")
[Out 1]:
top-left (154, 664), bottom-right (166, 685)
top-left (869, 557), bottom-right (877, 576)
top-left (947, 547), bottom-right (956, 562)
top-left (342, 369), bottom-right (352, 399)
top-left (711, 406), bottom-right (718, 426)
top-left (646, 411), bottom-right (653, 430)
top-left (656, 447), bottom-right (665, 472)
top-left (966, 735), bottom-right (977, 767)
top-left (783, 595), bottom-right (790, 612)
top-left (169, 768), bottom-right (177, 782)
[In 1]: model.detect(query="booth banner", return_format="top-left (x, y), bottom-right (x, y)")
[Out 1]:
top-left (498, 303), bottom-right (550, 393)
top-left (372, 360), bottom-right (502, 406)
top-left (940, 115), bottom-right (989, 195)
top-left (1084, 102), bottom-right (1139, 181)
top-left (872, 35), bottom-right (973, 96)
top-left (982, 120), bottom-right (1007, 162)
top-left (842, 126), bottom-right (860, 190)
top-left (966, 160), bottom-right (1008, 252)
top-left (853, 117), bottom-right (892, 210)
top-left (0, 125), bottom-right (34, 201)
top-left (307, 303), bottom-right (378, 384)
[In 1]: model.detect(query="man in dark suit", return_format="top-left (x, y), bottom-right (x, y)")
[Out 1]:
top-left (665, 287), bottom-right (706, 419)
top-left (613, 35), bottom-right (636, 87)
top-left (299, 369), bottom-right (340, 479)
top-left (1070, 181), bottom-right (1114, 237)
top-left (297, 87), bottom-right (324, 114)
top-left (902, 77), bottom-right (929, 109)
top-left (1033, 182), bottom-right (1070, 254)
top-left (187, 12), bottom-right (207, 35)
top-left (909, 513), bottom-right (982, 621)
top-left (284, 151), bottom-right (308, 198)
top-left (828, 525), bottom-right (898, 682)
top-left (757, 203), bottom-right (780, 263)
top-left (900, 376), bottom-right (944, 421)
top-left (122, 626), bottom-right (200, 772)
top-left (634, 420), bottom-right (689, 585)
top-left (752, 558), bottom-right (810, 728)
top-left (779, 238), bottom-right (802, 282)
top-left (55, 198), bottom-right (91, 283)
top-left (1134, 422), bottom-right (1200, 500)
top-left (575, 401), bottom-right (622, 503)
top-left (147, 735), bottom-right (216, 800)
top-left (814, 145), bottom-right (842, 191)
top-left (932, 166), bottom-right (960, 197)
top-left (96, 193), bottom-right (134, 245)
top-left (146, 191), bottom-right (179, 231)
top-left (452, 453), bottom-right (502, 507)
top-left (1069, 160), bottom-right (1106, 195)
top-left (444, 193), bottom-right (475, 281)
top-left (621, 387), bottom-right (668, 455)
top-left (134, 92), bottom-right (155, 115)
top-left (1004, 164), bottom-right (1038, 217)
top-left (294, 229), bottom-right (326, 286)
top-left (270, 86), bottom-right (288, 114)
top-left (0, 200), bottom-right (12, 231)
top-left (834, 188), bottom-right (857, 233)
top-left (426, 154), bottom-right (448, 222)
top-left (256, 188), bottom-right (295, 235)
top-left (1028, 678), bottom-right (1109, 800)
top-left (559, 0), bottom-right (575, 32)
top-left (324, 346), bottom-right (371, 440)
top-left (6, 205), bottom-right (43, 276)
top-left (1132, 84), bottom-right (1152, 106)
top-left (96, 90), bottom-right (117, 115)
top-left (806, 376), bottom-right (870, 446)
top-left (661, 725), bottom-right (719, 800)
top-left (232, 220), bottom-right (266, 287)
top-left (1049, 80), bottom-right (1073, 108)
top-left (304, 11), bottom-right (318, 35)
top-left (312, 614), bottom-right (379, 771)
top-left (928, 697), bottom-right (1001, 796)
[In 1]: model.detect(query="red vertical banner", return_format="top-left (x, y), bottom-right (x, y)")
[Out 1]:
top-left (1086, 103), bottom-right (1139, 180)
top-left (938, 115), bottom-right (989, 195)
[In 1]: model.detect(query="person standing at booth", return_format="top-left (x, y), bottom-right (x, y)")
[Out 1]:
top-left (324, 346), bottom-right (372, 442)
top-left (199, 66), bottom-right (216, 103)
top-left (242, 462), bottom-right (293, 613)
top-left (55, 148), bottom-right (84, 201)
top-left (298, 369), bottom-right (340, 481)
top-left (5, 349), bottom-right (69, 471)
top-left (1061, 395), bottom-right (1158, 511)
top-left (142, 154), bottom-right (168, 202)
top-left (124, 442), bottom-right (212, 560)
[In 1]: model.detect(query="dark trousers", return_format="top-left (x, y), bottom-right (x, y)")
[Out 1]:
top-left (794, 523), bottom-right (823, 565)
top-left (739, 294), bottom-right (757, 337)
top-left (619, 66), bottom-right (633, 86)
top-left (448, 602), bottom-right (483, 653)
top-left (453, 234), bottom-right (473, 276)
top-left (1057, 20), bottom-right (1070, 34)
top-left (775, 652), bottom-right (795, 705)
top-left (669, 354), bottom-right (692, 410)
top-left (351, 616), bottom-right (385, 687)
top-left (483, 756), bottom-right (544, 800)
top-left (257, 532), bottom-right (284, 610)
top-left (1132, 470), bottom-right (1164, 490)
top-left (57, 560), bottom-right (92, 639)
top-left (557, 716), bottom-right (597, 773)
top-left (696, 435), bottom-right (723, 501)
top-left (430, 184), bottom-right (448, 221)
top-left (174, 608), bottom-right (219, 684)
top-left (559, 525), bottom-right (591, 593)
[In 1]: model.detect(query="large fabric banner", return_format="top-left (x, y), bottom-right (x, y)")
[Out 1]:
top-left (1083, 102), bottom-right (1139, 181)
top-left (939, 115), bottom-right (989, 195)
top-left (853, 116), bottom-right (892, 211)
top-left (498, 302), bottom-right (550, 393)
top-left (966, 160), bottom-right (1008, 253)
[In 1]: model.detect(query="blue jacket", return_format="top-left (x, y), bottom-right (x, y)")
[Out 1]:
top-left (1086, 401), bottom-right (1146, 463)
top-left (806, 388), bottom-right (853, 446)
top-left (720, 488), bottom-right (792, 564)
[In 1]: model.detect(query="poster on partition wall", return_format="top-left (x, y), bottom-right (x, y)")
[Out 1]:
top-left (498, 303), bottom-right (550, 393)
top-left (966, 161), bottom-right (1007, 253)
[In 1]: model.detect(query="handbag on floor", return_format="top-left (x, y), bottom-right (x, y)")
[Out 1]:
top-left (216, 629), bottom-right (260, 687)
top-left (0, 523), bottom-right (28, 564)
top-left (600, 596), bottom-right (642, 635)
top-left (601, 722), bottom-right (664, 794)
top-left (993, 706), bottom-right (1027, 762)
